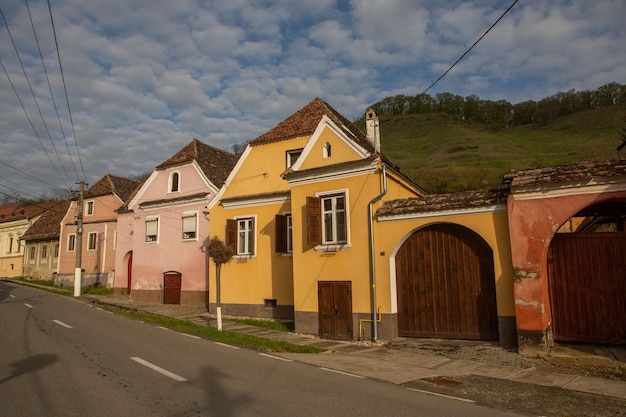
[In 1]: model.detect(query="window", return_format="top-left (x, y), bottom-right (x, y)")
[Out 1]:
top-left (226, 217), bottom-right (254, 256)
top-left (67, 234), bottom-right (76, 252)
top-left (113, 230), bottom-right (117, 250)
top-left (54, 243), bottom-right (59, 258)
top-left (286, 149), bottom-right (303, 168)
top-left (306, 192), bottom-right (348, 246)
top-left (169, 172), bottom-right (180, 193)
top-left (275, 213), bottom-right (293, 253)
top-left (8, 237), bottom-right (13, 253)
top-left (145, 217), bottom-right (158, 242)
top-left (41, 245), bottom-right (48, 259)
top-left (29, 246), bottom-right (36, 260)
top-left (182, 212), bottom-right (197, 240)
top-left (323, 142), bottom-right (332, 158)
top-left (87, 232), bottom-right (97, 250)
top-left (85, 201), bottom-right (94, 216)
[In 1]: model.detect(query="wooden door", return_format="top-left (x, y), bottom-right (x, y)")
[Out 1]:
top-left (126, 252), bottom-right (133, 294)
top-left (318, 281), bottom-right (352, 340)
top-left (548, 232), bottom-right (626, 343)
top-left (396, 224), bottom-right (498, 340)
top-left (163, 272), bottom-right (182, 305)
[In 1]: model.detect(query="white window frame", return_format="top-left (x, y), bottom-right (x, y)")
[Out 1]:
top-left (235, 215), bottom-right (256, 257)
top-left (145, 216), bottom-right (159, 243)
top-left (113, 230), bottom-right (117, 250)
top-left (67, 234), bottom-right (76, 252)
top-left (87, 232), bottom-right (97, 251)
top-left (85, 200), bottom-right (94, 216)
top-left (286, 213), bottom-right (293, 253)
top-left (29, 246), bottom-right (36, 260)
top-left (169, 171), bottom-right (180, 193)
top-left (286, 149), bottom-right (303, 169)
top-left (318, 190), bottom-right (349, 245)
top-left (41, 245), bottom-right (48, 259)
top-left (54, 243), bottom-right (59, 258)
top-left (182, 211), bottom-right (198, 241)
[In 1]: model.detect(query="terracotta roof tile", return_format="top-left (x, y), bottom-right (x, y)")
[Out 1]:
top-left (0, 200), bottom-right (60, 224)
top-left (249, 98), bottom-right (374, 152)
top-left (156, 138), bottom-right (238, 187)
top-left (20, 201), bottom-right (70, 242)
top-left (376, 189), bottom-right (509, 217)
top-left (84, 174), bottom-right (141, 201)
top-left (503, 158), bottom-right (626, 188)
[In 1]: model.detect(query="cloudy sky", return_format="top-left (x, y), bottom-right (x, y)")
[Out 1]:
top-left (1, 0), bottom-right (625, 198)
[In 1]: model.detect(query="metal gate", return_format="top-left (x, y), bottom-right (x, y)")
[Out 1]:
top-left (548, 232), bottom-right (626, 343)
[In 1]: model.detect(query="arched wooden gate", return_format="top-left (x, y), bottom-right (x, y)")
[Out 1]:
top-left (395, 224), bottom-right (498, 340)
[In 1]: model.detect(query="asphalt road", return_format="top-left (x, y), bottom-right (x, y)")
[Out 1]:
top-left (0, 282), bottom-right (528, 417)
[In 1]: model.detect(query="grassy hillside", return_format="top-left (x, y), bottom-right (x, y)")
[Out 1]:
top-left (370, 104), bottom-right (626, 193)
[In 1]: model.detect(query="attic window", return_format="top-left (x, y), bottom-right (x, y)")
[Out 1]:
top-left (169, 172), bottom-right (180, 193)
top-left (286, 149), bottom-right (302, 169)
top-left (323, 142), bottom-right (331, 158)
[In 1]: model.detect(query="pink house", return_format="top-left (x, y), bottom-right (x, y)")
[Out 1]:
top-left (114, 139), bottom-right (238, 304)
top-left (58, 174), bottom-right (140, 287)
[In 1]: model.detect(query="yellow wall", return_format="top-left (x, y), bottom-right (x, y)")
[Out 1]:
top-left (298, 127), bottom-right (363, 170)
top-left (372, 210), bottom-right (515, 317)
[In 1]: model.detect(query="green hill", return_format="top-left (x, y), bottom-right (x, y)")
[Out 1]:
top-left (370, 104), bottom-right (626, 193)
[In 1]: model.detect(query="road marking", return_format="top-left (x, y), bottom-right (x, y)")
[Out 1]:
top-left (214, 342), bottom-right (239, 349)
top-left (10, 294), bottom-right (15, 298)
top-left (157, 326), bottom-right (169, 331)
top-left (180, 333), bottom-right (201, 340)
top-left (53, 320), bottom-right (73, 328)
top-left (320, 368), bottom-right (365, 379)
top-left (259, 353), bottom-right (292, 362)
top-left (407, 387), bottom-right (476, 403)
top-left (130, 357), bottom-right (187, 382)
top-left (24, 303), bottom-right (34, 309)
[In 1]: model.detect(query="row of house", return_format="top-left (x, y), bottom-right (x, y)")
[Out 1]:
top-left (3, 98), bottom-right (625, 357)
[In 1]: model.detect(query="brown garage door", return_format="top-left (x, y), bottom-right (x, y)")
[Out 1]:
top-left (396, 224), bottom-right (498, 340)
top-left (548, 232), bottom-right (626, 343)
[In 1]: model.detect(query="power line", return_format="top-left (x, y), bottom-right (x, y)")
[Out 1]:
top-left (0, 158), bottom-right (69, 192)
top-left (382, 0), bottom-right (520, 124)
top-left (0, 7), bottom-right (73, 187)
top-left (47, 0), bottom-right (86, 181)
top-left (25, 0), bottom-right (79, 181)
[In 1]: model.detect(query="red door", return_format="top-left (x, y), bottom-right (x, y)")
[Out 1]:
top-left (126, 252), bottom-right (133, 294)
top-left (163, 272), bottom-right (182, 304)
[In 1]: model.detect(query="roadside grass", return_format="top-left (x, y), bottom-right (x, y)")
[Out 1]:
top-left (227, 317), bottom-right (295, 332)
top-left (108, 306), bottom-right (322, 353)
top-left (14, 278), bottom-right (113, 296)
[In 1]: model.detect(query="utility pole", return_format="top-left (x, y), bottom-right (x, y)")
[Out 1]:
top-left (74, 181), bottom-right (84, 297)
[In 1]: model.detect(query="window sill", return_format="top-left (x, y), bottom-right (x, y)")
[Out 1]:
top-left (314, 244), bottom-right (350, 252)
top-left (280, 253), bottom-right (293, 258)
top-left (233, 254), bottom-right (255, 261)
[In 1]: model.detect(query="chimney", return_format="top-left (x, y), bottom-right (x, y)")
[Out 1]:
top-left (366, 108), bottom-right (380, 153)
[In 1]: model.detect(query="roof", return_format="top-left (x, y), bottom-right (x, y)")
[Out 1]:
top-left (20, 201), bottom-right (70, 242)
top-left (156, 138), bottom-right (238, 188)
top-left (0, 200), bottom-right (60, 224)
top-left (376, 189), bottom-right (509, 217)
top-left (249, 97), bottom-right (375, 153)
top-left (84, 174), bottom-right (141, 201)
top-left (502, 158), bottom-right (626, 188)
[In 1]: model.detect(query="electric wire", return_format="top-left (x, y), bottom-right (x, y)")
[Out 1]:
top-left (0, 7), bottom-right (73, 188)
top-left (0, 158), bottom-right (69, 193)
top-left (47, 0), bottom-right (86, 181)
top-left (25, 0), bottom-right (79, 181)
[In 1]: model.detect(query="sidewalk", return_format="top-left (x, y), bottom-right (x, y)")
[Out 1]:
top-left (82, 293), bottom-right (626, 400)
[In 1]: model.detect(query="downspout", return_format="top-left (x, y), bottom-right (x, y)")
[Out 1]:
top-left (368, 163), bottom-right (387, 341)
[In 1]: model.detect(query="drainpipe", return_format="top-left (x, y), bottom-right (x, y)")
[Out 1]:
top-left (368, 163), bottom-right (387, 341)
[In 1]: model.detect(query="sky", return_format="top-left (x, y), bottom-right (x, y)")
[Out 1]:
top-left (0, 0), bottom-right (625, 198)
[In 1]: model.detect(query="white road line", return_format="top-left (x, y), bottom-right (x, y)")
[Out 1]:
top-left (157, 326), bottom-right (169, 331)
top-left (130, 357), bottom-right (187, 382)
top-left (214, 342), bottom-right (239, 349)
top-left (10, 294), bottom-right (15, 298)
top-left (320, 368), bottom-right (365, 379)
top-left (53, 320), bottom-right (73, 329)
top-left (180, 333), bottom-right (201, 340)
top-left (407, 387), bottom-right (476, 403)
top-left (24, 303), bottom-right (34, 309)
top-left (259, 353), bottom-right (292, 362)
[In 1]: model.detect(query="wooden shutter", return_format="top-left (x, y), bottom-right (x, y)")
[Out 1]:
top-left (275, 214), bottom-right (287, 253)
top-left (225, 219), bottom-right (237, 251)
top-left (306, 196), bottom-right (322, 246)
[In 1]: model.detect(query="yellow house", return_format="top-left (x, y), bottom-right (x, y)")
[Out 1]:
top-left (208, 98), bottom-right (424, 339)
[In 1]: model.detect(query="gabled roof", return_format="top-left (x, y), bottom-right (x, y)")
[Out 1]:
top-left (84, 174), bottom-right (141, 201)
top-left (0, 200), bottom-right (60, 224)
top-left (376, 189), bottom-right (509, 218)
top-left (249, 97), bottom-right (375, 153)
top-left (502, 158), bottom-right (626, 188)
top-left (20, 201), bottom-right (70, 242)
top-left (156, 138), bottom-right (238, 188)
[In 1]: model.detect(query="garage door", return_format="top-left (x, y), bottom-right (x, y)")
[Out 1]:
top-left (396, 224), bottom-right (498, 340)
top-left (548, 232), bottom-right (626, 343)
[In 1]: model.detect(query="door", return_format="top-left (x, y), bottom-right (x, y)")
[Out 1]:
top-left (126, 252), bottom-right (133, 294)
top-left (163, 272), bottom-right (182, 305)
top-left (548, 232), bottom-right (626, 343)
top-left (396, 224), bottom-right (498, 340)
top-left (318, 281), bottom-right (352, 340)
